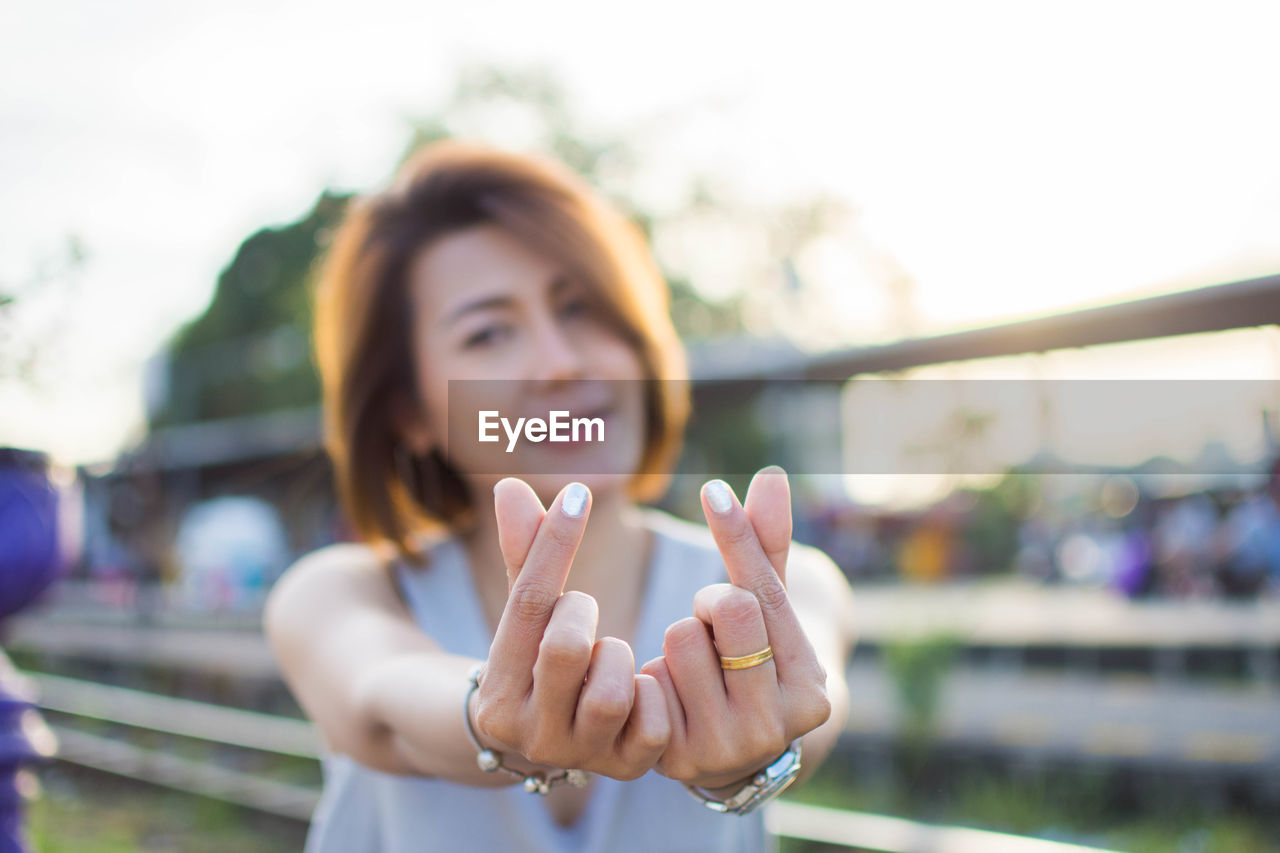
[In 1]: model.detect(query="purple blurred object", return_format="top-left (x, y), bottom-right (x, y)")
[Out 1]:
top-left (1, 447), bottom-right (62, 853)
top-left (0, 449), bottom-right (61, 620)
top-left (1112, 528), bottom-right (1152, 598)
top-left (0, 687), bottom-right (41, 853)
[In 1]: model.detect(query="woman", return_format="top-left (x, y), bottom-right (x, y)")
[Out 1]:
top-left (264, 141), bottom-right (857, 852)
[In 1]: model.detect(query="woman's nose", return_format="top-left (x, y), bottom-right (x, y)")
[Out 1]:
top-left (529, 318), bottom-right (586, 384)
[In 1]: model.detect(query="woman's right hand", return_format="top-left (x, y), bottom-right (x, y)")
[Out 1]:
top-left (470, 478), bottom-right (670, 781)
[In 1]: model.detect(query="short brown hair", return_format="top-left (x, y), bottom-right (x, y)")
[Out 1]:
top-left (312, 141), bottom-right (690, 561)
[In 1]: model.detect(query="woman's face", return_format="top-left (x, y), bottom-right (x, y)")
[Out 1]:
top-left (402, 224), bottom-right (648, 503)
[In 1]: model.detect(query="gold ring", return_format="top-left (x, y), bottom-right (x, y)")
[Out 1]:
top-left (719, 646), bottom-right (774, 670)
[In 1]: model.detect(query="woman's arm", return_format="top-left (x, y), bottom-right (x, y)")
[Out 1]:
top-left (263, 480), bottom-right (669, 784)
top-left (262, 543), bottom-right (493, 780)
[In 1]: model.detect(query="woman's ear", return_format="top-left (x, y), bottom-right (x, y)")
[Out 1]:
top-left (391, 393), bottom-right (434, 456)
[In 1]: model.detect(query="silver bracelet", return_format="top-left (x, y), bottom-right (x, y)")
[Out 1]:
top-left (684, 739), bottom-right (802, 815)
top-left (463, 663), bottom-right (591, 794)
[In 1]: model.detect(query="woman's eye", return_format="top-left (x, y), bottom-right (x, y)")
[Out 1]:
top-left (559, 297), bottom-right (591, 318)
top-left (462, 324), bottom-right (511, 349)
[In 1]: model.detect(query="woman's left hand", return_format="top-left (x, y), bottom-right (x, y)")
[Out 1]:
top-left (641, 467), bottom-right (832, 790)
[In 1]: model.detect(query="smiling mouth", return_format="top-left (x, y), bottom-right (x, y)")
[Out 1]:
top-left (542, 407), bottom-right (612, 449)
top-left (572, 407), bottom-right (611, 437)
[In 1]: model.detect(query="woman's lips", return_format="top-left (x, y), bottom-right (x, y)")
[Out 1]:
top-left (540, 407), bottom-right (612, 450)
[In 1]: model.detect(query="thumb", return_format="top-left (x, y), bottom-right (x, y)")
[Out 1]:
top-left (494, 477), bottom-right (546, 592)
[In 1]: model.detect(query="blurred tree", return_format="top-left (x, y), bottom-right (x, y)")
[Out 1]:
top-left (150, 192), bottom-right (349, 426)
top-left (0, 235), bottom-right (87, 387)
top-left (883, 631), bottom-right (960, 776)
top-left (960, 475), bottom-right (1031, 576)
top-left (150, 64), bottom-right (865, 430)
top-left (397, 66), bottom-right (748, 341)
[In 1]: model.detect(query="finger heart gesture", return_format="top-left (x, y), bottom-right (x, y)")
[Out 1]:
top-left (475, 469), bottom-right (830, 791)
top-left (473, 479), bottom-right (670, 782)
top-left (641, 468), bottom-right (831, 790)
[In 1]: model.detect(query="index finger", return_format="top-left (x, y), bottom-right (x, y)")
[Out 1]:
top-left (700, 476), bottom-right (809, 675)
top-left (485, 481), bottom-right (592, 693)
top-left (493, 477), bottom-right (546, 592)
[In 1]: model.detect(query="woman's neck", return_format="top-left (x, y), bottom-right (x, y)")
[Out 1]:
top-left (459, 487), bottom-right (655, 643)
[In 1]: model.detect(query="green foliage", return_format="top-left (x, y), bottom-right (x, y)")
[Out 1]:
top-left (401, 66), bottom-right (636, 199)
top-left (681, 394), bottom-right (772, 496)
top-left (148, 66), bottom-right (753, 430)
top-left (172, 194), bottom-right (348, 352)
top-left (27, 768), bottom-right (306, 852)
top-left (948, 765), bottom-right (1112, 836)
top-left (152, 192), bottom-right (349, 426)
top-left (667, 276), bottom-right (746, 340)
top-left (398, 65), bottom-right (748, 342)
top-left (0, 235), bottom-right (87, 386)
top-left (786, 753), bottom-right (1280, 853)
top-left (882, 633), bottom-right (960, 752)
top-left (1115, 817), bottom-right (1279, 853)
top-left (960, 474), bottom-right (1037, 575)
top-left (150, 64), bottom-right (852, 433)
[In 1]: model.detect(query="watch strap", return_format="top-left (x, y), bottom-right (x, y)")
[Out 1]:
top-left (684, 738), bottom-right (802, 815)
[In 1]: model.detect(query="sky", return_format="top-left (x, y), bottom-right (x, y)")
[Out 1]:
top-left (3, 0), bottom-right (1280, 466)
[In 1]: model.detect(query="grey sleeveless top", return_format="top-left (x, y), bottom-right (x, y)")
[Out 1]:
top-left (303, 508), bottom-right (770, 853)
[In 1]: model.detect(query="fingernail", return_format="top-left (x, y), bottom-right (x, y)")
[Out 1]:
top-left (562, 482), bottom-right (589, 518)
top-left (704, 479), bottom-right (734, 514)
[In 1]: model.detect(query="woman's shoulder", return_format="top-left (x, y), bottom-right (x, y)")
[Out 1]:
top-left (639, 506), bottom-right (843, 570)
top-left (639, 506), bottom-right (720, 553)
top-left (275, 530), bottom-right (452, 586)
top-left (277, 541), bottom-right (391, 587)
top-left (264, 541), bottom-right (406, 633)
top-left (640, 506), bottom-right (852, 602)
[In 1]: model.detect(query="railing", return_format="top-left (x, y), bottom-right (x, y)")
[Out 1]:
top-left (112, 273), bottom-right (1280, 471)
top-left (28, 673), bottom-right (1119, 852)
top-left (766, 804), bottom-right (1118, 853)
top-left (697, 272), bottom-right (1280, 383)
top-left (30, 673), bottom-right (319, 822)
top-left (12, 604), bottom-right (1279, 775)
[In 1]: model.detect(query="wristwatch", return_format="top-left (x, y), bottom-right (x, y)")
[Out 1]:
top-left (684, 739), bottom-right (802, 815)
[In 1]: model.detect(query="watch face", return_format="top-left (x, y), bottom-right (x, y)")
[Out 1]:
top-left (729, 741), bottom-right (803, 815)
top-left (733, 765), bottom-right (800, 814)
top-left (686, 740), bottom-right (804, 815)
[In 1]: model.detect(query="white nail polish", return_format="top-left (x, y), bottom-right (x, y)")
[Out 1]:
top-left (562, 482), bottom-right (588, 518)
top-left (704, 479), bottom-right (734, 514)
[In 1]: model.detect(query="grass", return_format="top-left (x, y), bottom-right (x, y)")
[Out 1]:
top-left (18, 740), bottom-right (1279, 852)
top-left (780, 748), bottom-right (1280, 853)
top-left (24, 765), bottom-right (307, 853)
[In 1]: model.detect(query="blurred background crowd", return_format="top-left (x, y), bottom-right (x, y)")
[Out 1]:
top-left (22, 451), bottom-right (1280, 617)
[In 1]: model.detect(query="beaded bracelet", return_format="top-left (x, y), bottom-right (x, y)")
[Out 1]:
top-left (463, 663), bottom-right (590, 794)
